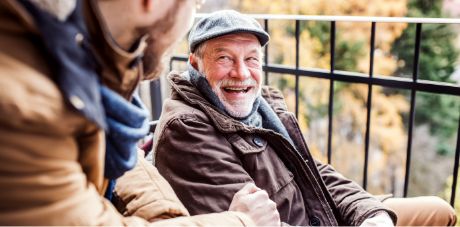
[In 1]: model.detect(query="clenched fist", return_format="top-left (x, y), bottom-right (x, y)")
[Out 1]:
top-left (229, 183), bottom-right (281, 226)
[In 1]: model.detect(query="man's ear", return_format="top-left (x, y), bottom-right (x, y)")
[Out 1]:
top-left (189, 54), bottom-right (199, 69)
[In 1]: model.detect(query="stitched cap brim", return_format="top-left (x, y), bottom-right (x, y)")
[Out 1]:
top-left (190, 28), bottom-right (269, 52)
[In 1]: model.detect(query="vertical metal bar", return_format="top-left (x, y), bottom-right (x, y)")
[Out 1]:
top-left (404, 23), bottom-right (422, 197)
top-left (149, 80), bottom-right (163, 120)
top-left (404, 90), bottom-right (416, 196)
top-left (154, 58), bottom-right (172, 121)
top-left (148, 58), bottom-right (174, 120)
top-left (327, 21), bottom-right (336, 165)
top-left (264, 19), bottom-right (269, 86)
top-left (295, 20), bottom-right (300, 119)
top-left (363, 22), bottom-right (376, 190)
top-left (450, 113), bottom-right (460, 206)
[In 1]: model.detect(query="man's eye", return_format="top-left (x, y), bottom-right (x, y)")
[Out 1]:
top-left (217, 56), bottom-right (233, 63)
top-left (246, 57), bottom-right (261, 65)
top-left (246, 57), bottom-right (259, 62)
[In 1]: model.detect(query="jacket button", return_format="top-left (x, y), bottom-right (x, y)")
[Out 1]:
top-left (309, 216), bottom-right (321, 226)
top-left (75, 33), bottom-right (84, 46)
top-left (252, 136), bottom-right (264, 147)
top-left (69, 95), bottom-right (85, 110)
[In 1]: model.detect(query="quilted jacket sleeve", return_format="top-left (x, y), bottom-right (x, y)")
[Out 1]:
top-left (114, 149), bottom-right (190, 221)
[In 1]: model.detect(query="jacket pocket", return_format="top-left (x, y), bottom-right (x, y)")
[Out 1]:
top-left (228, 134), bottom-right (267, 155)
top-left (227, 134), bottom-right (294, 197)
top-left (227, 134), bottom-right (267, 154)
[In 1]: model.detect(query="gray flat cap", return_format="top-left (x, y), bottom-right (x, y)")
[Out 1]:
top-left (188, 10), bottom-right (270, 52)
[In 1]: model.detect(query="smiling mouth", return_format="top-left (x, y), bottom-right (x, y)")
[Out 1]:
top-left (222, 86), bottom-right (253, 93)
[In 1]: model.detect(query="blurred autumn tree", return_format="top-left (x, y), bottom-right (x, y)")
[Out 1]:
top-left (391, 0), bottom-right (460, 155)
top-left (388, 0), bottom-right (460, 216)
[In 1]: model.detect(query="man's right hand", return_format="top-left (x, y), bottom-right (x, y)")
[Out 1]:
top-left (228, 183), bottom-right (281, 226)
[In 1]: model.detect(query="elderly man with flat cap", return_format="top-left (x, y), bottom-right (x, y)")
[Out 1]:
top-left (152, 10), bottom-right (457, 226)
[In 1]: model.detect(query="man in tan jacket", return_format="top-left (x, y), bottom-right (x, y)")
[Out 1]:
top-left (0, 0), bottom-right (279, 225)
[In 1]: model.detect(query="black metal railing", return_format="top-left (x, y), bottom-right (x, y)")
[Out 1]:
top-left (157, 15), bottom-right (460, 206)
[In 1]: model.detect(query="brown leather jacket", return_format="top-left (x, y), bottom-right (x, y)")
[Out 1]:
top-left (0, 1), bottom-right (253, 225)
top-left (153, 72), bottom-right (398, 226)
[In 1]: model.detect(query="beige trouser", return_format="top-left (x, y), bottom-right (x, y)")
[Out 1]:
top-left (383, 196), bottom-right (457, 226)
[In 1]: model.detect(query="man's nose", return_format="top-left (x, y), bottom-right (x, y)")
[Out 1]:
top-left (230, 60), bottom-right (251, 80)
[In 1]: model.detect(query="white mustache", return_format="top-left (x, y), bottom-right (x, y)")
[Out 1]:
top-left (219, 79), bottom-right (257, 87)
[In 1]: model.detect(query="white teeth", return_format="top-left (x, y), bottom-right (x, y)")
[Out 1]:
top-left (223, 87), bottom-right (251, 93)
top-left (225, 87), bottom-right (246, 91)
top-left (221, 79), bottom-right (256, 87)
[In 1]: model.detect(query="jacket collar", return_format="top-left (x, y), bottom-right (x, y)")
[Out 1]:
top-left (167, 71), bottom-right (289, 133)
top-left (83, 0), bottom-right (147, 100)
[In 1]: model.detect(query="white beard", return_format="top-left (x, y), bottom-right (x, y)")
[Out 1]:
top-left (212, 79), bottom-right (261, 118)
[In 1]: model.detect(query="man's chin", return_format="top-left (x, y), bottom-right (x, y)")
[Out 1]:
top-left (143, 62), bottom-right (164, 81)
top-left (219, 94), bottom-right (256, 118)
top-left (141, 29), bottom-right (172, 81)
top-left (225, 106), bottom-right (253, 119)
